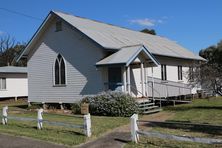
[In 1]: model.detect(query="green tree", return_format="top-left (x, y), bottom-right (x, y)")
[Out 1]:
top-left (190, 40), bottom-right (222, 95)
top-left (0, 35), bottom-right (26, 66)
top-left (140, 28), bottom-right (156, 35)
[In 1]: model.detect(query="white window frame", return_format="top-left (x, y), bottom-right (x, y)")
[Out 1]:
top-left (178, 65), bottom-right (183, 80)
top-left (161, 64), bottom-right (167, 81)
top-left (53, 54), bottom-right (67, 86)
top-left (0, 78), bottom-right (6, 90)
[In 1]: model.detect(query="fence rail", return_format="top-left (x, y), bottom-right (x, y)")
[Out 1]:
top-left (137, 130), bottom-right (222, 144)
top-left (1, 106), bottom-right (91, 137)
top-left (130, 114), bottom-right (222, 144)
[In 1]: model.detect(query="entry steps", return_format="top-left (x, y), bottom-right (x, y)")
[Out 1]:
top-left (136, 99), bottom-right (162, 114)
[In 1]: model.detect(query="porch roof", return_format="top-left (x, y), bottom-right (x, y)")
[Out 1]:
top-left (96, 45), bottom-right (160, 67)
top-left (0, 66), bottom-right (27, 74)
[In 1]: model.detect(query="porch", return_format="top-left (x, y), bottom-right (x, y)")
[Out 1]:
top-left (96, 45), bottom-right (159, 98)
top-left (96, 45), bottom-right (193, 113)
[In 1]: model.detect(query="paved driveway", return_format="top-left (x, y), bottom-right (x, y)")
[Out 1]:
top-left (0, 134), bottom-right (66, 148)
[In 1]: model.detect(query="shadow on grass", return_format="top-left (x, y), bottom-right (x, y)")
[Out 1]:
top-left (4, 122), bottom-right (85, 136)
top-left (165, 106), bottom-right (222, 111)
top-left (141, 121), bottom-right (222, 136)
top-left (12, 104), bottom-right (29, 109)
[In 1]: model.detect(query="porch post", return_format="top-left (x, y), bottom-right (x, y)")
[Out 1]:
top-left (141, 62), bottom-right (145, 97)
top-left (152, 67), bottom-right (155, 101)
top-left (127, 65), bottom-right (131, 94)
top-left (123, 66), bottom-right (127, 92)
top-left (144, 63), bottom-right (147, 96)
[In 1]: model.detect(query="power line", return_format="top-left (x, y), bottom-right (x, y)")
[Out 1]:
top-left (0, 7), bottom-right (43, 21)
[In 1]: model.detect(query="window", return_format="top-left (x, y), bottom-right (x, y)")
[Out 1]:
top-left (161, 64), bottom-right (167, 80)
top-left (178, 66), bottom-right (183, 80)
top-left (55, 21), bottom-right (62, 32)
top-left (0, 78), bottom-right (6, 90)
top-left (54, 54), bottom-right (66, 85)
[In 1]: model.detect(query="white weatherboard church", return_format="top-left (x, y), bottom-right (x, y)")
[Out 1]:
top-left (17, 11), bottom-right (205, 104)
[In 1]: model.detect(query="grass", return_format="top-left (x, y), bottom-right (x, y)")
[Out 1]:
top-left (125, 97), bottom-right (222, 148)
top-left (0, 100), bottom-right (129, 146)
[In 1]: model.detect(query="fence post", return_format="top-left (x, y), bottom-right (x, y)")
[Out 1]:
top-left (2, 106), bottom-right (8, 125)
top-left (37, 108), bottom-right (43, 130)
top-left (84, 113), bottom-right (91, 137)
top-left (130, 114), bottom-right (139, 143)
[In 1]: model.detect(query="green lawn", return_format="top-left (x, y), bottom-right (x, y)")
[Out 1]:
top-left (0, 100), bottom-right (129, 146)
top-left (125, 97), bottom-right (222, 148)
top-left (165, 97), bottom-right (222, 125)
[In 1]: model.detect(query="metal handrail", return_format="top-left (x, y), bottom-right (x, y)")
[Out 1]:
top-left (147, 82), bottom-right (161, 98)
top-left (129, 84), bottom-right (144, 97)
top-left (147, 82), bottom-right (162, 108)
top-left (129, 84), bottom-right (149, 106)
top-left (147, 80), bottom-right (191, 89)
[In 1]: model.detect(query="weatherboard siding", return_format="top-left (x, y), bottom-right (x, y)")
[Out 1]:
top-left (28, 20), bottom-right (104, 103)
top-left (146, 56), bottom-right (200, 96)
top-left (0, 73), bottom-right (27, 98)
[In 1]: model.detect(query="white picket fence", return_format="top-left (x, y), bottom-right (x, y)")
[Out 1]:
top-left (1, 106), bottom-right (91, 137)
top-left (130, 114), bottom-right (222, 144)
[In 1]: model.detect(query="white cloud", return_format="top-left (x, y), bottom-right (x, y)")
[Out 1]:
top-left (129, 17), bottom-right (168, 27)
top-left (129, 18), bottom-right (155, 26)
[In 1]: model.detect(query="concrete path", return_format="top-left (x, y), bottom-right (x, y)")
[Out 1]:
top-left (0, 134), bottom-right (66, 148)
top-left (78, 132), bottom-right (131, 148)
top-left (78, 112), bottom-right (174, 148)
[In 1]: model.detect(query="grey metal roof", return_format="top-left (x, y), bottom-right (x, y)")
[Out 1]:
top-left (0, 66), bottom-right (27, 74)
top-left (96, 45), bottom-right (159, 66)
top-left (54, 11), bottom-right (205, 61)
top-left (18, 11), bottom-right (205, 62)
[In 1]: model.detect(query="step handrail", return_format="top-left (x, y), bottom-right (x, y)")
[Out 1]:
top-left (129, 84), bottom-right (149, 105)
top-left (129, 84), bottom-right (144, 97)
top-left (147, 82), bottom-right (162, 108)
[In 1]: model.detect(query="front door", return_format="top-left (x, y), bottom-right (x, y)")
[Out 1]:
top-left (108, 67), bottom-right (122, 91)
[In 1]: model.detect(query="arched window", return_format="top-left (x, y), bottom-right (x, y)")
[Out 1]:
top-left (54, 54), bottom-right (66, 85)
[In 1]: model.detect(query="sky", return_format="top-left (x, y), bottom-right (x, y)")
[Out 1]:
top-left (0, 0), bottom-right (221, 54)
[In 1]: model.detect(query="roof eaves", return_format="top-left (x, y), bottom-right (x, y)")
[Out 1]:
top-left (141, 45), bottom-right (160, 66)
top-left (153, 53), bottom-right (206, 61)
top-left (16, 11), bottom-right (53, 62)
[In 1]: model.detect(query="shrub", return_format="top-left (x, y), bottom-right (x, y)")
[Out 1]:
top-left (71, 102), bottom-right (81, 114)
top-left (82, 91), bottom-right (139, 117)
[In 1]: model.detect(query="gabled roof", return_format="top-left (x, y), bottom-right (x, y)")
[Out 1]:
top-left (0, 66), bottom-right (27, 74)
top-left (96, 45), bottom-right (159, 66)
top-left (17, 11), bottom-right (206, 61)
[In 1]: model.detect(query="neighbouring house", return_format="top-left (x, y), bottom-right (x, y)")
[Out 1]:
top-left (17, 11), bottom-right (205, 104)
top-left (0, 66), bottom-right (28, 100)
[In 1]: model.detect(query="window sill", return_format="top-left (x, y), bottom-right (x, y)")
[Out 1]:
top-left (53, 84), bottom-right (66, 87)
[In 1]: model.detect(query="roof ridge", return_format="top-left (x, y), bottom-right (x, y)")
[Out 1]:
top-left (52, 11), bottom-right (164, 39)
top-left (120, 44), bottom-right (144, 49)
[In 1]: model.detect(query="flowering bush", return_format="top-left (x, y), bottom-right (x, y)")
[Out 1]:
top-left (82, 91), bottom-right (139, 117)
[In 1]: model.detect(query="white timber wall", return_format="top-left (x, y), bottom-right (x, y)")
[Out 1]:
top-left (27, 17), bottom-right (105, 103)
top-left (0, 73), bottom-right (28, 98)
top-left (146, 55), bottom-right (201, 95)
top-left (147, 65), bottom-right (190, 83)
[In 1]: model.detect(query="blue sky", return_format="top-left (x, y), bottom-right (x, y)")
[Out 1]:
top-left (0, 0), bottom-right (221, 54)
